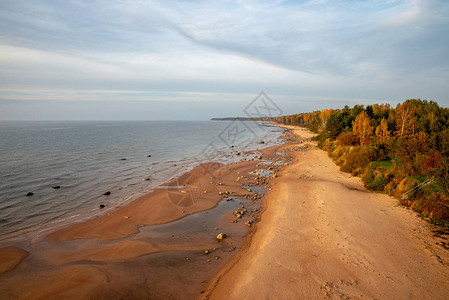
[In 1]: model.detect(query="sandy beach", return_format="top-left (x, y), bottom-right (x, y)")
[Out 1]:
top-left (0, 132), bottom-right (290, 299)
top-left (206, 126), bottom-right (449, 299)
top-left (1, 125), bottom-right (449, 299)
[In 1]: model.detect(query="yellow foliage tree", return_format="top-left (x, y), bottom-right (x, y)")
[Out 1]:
top-left (395, 102), bottom-right (416, 136)
top-left (352, 111), bottom-right (373, 146)
top-left (375, 118), bottom-right (390, 143)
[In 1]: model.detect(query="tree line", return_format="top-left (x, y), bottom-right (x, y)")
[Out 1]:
top-left (275, 99), bottom-right (449, 226)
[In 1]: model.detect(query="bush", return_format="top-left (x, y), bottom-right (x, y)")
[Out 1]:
top-left (337, 131), bottom-right (358, 146)
top-left (362, 168), bottom-right (389, 191)
top-left (340, 146), bottom-right (376, 173)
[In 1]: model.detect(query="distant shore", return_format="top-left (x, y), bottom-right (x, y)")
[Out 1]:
top-left (0, 127), bottom-right (292, 299)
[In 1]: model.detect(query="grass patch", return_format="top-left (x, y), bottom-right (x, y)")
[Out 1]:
top-left (370, 160), bottom-right (393, 170)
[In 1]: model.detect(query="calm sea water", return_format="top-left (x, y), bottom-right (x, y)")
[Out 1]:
top-left (0, 120), bottom-right (282, 240)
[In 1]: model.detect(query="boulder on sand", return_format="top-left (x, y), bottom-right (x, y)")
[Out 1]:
top-left (216, 233), bottom-right (227, 240)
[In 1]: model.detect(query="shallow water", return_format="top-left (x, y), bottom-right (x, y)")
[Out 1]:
top-left (0, 120), bottom-right (282, 240)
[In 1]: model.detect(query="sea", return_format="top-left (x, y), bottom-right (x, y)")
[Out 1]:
top-left (0, 120), bottom-right (283, 241)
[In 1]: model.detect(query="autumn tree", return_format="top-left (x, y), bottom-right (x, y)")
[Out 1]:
top-left (352, 111), bottom-right (373, 146)
top-left (395, 102), bottom-right (416, 136)
top-left (375, 118), bottom-right (390, 144)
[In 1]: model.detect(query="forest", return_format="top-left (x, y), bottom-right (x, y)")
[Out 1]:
top-left (275, 99), bottom-right (449, 227)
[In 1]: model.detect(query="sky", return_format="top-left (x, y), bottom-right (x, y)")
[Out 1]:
top-left (0, 0), bottom-right (448, 120)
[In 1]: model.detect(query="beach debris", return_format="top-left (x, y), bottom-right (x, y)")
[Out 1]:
top-left (217, 233), bottom-right (227, 240)
top-left (245, 220), bottom-right (253, 227)
top-left (103, 191), bottom-right (111, 196)
top-left (52, 186), bottom-right (61, 189)
top-left (25, 192), bottom-right (34, 197)
top-left (204, 250), bottom-right (209, 255)
top-left (181, 190), bottom-right (187, 194)
top-left (123, 216), bottom-right (129, 219)
top-left (99, 204), bottom-right (105, 209)
top-left (215, 256), bottom-right (220, 260)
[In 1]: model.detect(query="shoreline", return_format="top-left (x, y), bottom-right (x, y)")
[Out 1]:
top-left (205, 125), bottom-right (449, 299)
top-left (0, 126), bottom-right (293, 299)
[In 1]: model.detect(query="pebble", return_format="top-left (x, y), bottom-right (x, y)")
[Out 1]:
top-left (217, 233), bottom-right (227, 240)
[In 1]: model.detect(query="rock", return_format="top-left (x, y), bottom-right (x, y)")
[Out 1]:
top-left (259, 141), bottom-right (265, 144)
top-left (147, 155), bottom-right (152, 157)
top-left (120, 158), bottom-right (127, 161)
top-left (204, 250), bottom-right (209, 254)
top-left (99, 204), bottom-right (105, 208)
top-left (103, 191), bottom-right (111, 196)
top-left (145, 178), bottom-right (151, 181)
top-left (217, 233), bottom-right (227, 240)
top-left (52, 186), bottom-right (61, 189)
top-left (25, 192), bottom-right (34, 197)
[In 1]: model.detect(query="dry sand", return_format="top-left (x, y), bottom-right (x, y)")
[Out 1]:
top-left (206, 126), bottom-right (449, 299)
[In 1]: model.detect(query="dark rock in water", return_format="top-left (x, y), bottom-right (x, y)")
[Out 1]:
top-left (52, 186), bottom-right (61, 189)
top-left (147, 155), bottom-right (152, 157)
top-left (103, 191), bottom-right (111, 196)
top-left (99, 204), bottom-right (105, 209)
top-left (26, 192), bottom-right (34, 197)
top-left (120, 158), bottom-right (127, 161)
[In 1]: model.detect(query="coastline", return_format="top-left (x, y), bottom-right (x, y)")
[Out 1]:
top-left (205, 125), bottom-right (449, 299)
top-left (0, 125), bottom-right (292, 299)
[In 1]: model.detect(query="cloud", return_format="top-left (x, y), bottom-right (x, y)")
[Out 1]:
top-left (0, 0), bottom-right (448, 120)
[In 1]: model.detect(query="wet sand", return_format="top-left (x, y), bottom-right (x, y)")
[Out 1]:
top-left (0, 135), bottom-right (291, 299)
top-left (206, 126), bottom-right (449, 299)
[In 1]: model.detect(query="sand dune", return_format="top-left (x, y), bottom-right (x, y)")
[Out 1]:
top-left (207, 126), bottom-right (449, 299)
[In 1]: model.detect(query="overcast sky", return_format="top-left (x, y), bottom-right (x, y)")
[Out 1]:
top-left (0, 0), bottom-right (448, 120)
